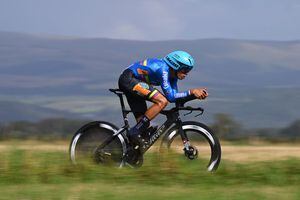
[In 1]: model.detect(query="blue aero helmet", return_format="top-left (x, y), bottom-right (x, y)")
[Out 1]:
top-left (163, 51), bottom-right (195, 72)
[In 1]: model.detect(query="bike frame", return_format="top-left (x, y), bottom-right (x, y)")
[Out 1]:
top-left (109, 89), bottom-right (203, 154)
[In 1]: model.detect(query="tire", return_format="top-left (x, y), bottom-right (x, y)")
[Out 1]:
top-left (160, 121), bottom-right (221, 172)
top-left (69, 121), bottom-right (126, 167)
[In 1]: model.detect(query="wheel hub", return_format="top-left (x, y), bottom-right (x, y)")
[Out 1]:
top-left (184, 145), bottom-right (198, 160)
top-left (93, 148), bottom-right (112, 164)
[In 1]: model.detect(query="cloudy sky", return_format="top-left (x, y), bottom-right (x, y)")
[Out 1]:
top-left (0, 0), bottom-right (300, 41)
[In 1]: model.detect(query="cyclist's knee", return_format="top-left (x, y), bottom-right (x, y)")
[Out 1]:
top-left (154, 94), bottom-right (168, 109)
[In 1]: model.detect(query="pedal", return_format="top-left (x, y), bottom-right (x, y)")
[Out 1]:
top-left (124, 147), bottom-right (143, 167)
top-left (129, 134), bottom-right (143, 147)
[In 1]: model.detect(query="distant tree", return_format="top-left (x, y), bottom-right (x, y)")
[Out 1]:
top-left (255, 128), bottom-right (280, 138)
top-left (0, 118), bottom-right (88, 140)
top-left (0, 123), bottom-right (4, 138)
top-left (211, 113), bottom-right (243, 139)
top-left (279, 119), bottom-right (300, 139)
top-left (35, 118), bottom-right (86, 138)
top-left (1, 121), bottom-right (37, 139)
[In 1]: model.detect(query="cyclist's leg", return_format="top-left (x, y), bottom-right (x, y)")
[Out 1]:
top-left (145, 92), bottom-right (168, 119)
top-left (119, 69), bottom-right (148, 121)
top-left (127, 87), bottom-right (167, 147)
top-left (124, 90), bottom-right (167, 122)
top-left (118, 69), bottom-right (168, 138)
top-left (124, 92), bottom-right (147, 121)
top-left (130, 82), bottom-right (168, 119)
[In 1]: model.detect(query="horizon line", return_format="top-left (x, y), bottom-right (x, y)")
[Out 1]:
top-left (1, 30), bottom-right (300, 43)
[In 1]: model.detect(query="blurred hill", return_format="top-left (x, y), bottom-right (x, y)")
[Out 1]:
top-left (0, 31), bottom-right (300, 128)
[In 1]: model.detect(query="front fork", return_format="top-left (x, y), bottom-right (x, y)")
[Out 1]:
top-left (176, 118), bottom-right (191, 151)
top-left (176, 119), bottom-right (199, 160)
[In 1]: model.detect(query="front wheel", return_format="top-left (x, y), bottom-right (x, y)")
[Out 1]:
top-left (160, 121), bottom-right (221, 172)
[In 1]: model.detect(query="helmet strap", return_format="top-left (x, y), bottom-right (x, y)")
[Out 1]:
top-left (176, 71), bottom-right (181, 79)
top-left (169, 67), bottom-right (177, 78)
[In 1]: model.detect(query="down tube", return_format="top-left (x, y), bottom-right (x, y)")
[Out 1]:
top-left (142, 119), bottom-right (174, 153)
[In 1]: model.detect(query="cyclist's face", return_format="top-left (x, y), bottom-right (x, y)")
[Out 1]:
top-left (177, 70), bottom-right (188, 80)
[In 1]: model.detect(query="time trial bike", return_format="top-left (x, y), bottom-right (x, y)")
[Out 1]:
top-left (69, 88), bottom-right (221, 171)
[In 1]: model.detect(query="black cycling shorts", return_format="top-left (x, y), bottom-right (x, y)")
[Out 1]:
top-left (118, 69), bottom-right (160, 119)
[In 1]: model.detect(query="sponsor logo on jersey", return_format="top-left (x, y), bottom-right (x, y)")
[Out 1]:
top-left (162, 71), bottom-right (169, 89)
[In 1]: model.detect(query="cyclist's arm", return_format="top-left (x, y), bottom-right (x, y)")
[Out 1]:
top-left (160, 71), bottom-right (191, 103)
top-left (170, 78), bottom-right (192, 98)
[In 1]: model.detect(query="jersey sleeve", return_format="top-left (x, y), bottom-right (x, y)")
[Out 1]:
top-left (160, 69), bottom-right (191, 103)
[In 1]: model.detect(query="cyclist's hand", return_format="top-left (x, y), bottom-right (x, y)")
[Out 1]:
top-left (191, 88), bottom-right (208, 100)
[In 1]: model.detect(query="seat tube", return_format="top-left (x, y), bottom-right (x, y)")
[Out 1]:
top-left (118, 94), bottom-right (129, 127)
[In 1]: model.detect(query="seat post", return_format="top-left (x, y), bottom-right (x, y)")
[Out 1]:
top-left (117, 93), bottom-right (126, 117)
top-left (109, 89), bottom-right (130, 127)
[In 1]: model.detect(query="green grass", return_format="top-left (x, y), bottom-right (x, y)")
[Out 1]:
top-left (0, 148), bottom-right (300, 200)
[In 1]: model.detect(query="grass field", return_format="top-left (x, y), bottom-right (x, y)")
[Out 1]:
top-left (0, 140), bottom-right (300, 200)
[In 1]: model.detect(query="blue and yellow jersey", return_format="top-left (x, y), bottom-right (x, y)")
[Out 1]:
top-left (126, 58), bottom-right (190, 102)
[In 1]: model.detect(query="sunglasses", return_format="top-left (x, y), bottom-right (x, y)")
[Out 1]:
top-left (179, 68), bottom-right (191, 74)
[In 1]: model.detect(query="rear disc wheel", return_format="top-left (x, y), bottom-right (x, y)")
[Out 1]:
top-left (69, 121), bottom-right (126, 167)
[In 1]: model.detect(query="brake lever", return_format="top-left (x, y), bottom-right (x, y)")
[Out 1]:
top-left (195, 109), bottom-right (204, 117)
top-left (184, 110), bottom-right (193, 116)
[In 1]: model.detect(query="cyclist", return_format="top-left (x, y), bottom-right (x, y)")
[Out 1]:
top-left (118, 50), bottom-right (208, 147)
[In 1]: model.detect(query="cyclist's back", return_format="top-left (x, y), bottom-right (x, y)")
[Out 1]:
top-left (127, 58), bottom-right (169, 86)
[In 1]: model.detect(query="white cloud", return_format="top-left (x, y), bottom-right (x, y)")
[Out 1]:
top-left (98, 1), bottom-right (183, 40)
